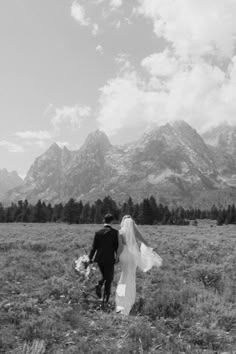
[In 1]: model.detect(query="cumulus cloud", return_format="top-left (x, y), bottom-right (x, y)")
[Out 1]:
top-left (115, 53), bottom-right (132, 72)
top-left (92, 23), bottom-right (99, 36)
top-left (96, 44), bottom-right (104, 55)
top-left (97, 70), bottom-right (164, 137)
top-left (97, 57), bottom-right (236, 136)
top-left (71, 1), bottom-right (99, 35)
top-left (0, 141), bottom-right (24, 153)
top-left (51, 104), bottom-right (91, 132)
top-left (97, 0), bottom-right (236, 137)
top-left (110, 0), bottom-right (123, 9)
top-left (137, 0), bottom-right (236, 60)
top-left (71, 1), bottom-right (90, 26)
top-left (141, 49), bottom-right (179, 77)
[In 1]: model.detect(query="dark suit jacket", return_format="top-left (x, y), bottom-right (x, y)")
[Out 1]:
top-left (89, 225), bottom-right (118, 265)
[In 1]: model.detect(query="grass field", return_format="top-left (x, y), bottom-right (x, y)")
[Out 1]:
top-left (0, 221), bottom-right (235, 353)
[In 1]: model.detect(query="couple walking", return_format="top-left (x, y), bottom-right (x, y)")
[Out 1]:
top-left (89, 213), bottom-right (162, 315)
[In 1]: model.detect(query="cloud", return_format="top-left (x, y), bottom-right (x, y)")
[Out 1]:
top-left (115, 20), bottom-right (121, 29)
top-left (97, 56), bottom-right (236, 136)
top-left (96, 44), bottom-right (104, 55)
top-left (14, 130), bottom-right (53, 149)
top-left (137, 0), bottom-right (236, 60)
top-left (141, 49), bottom-right (179, 77)
top-left (97, 70), bottom-right (157, 136)
top-left (43, 103), bottom-right (54, 117)
top-left (92, 23), bottom-right (99, 36)
top-left (23, 140), bottom-right (48, 149)
top-left (71, 1), bottom-right (99, 36)
top-left (15, 130), bottom-right (53, 140)
top-left (71, 1), bottom-right (90, 26)
top-left (115, 53), bottom-right (132, 72)
top-left (97, 0), bottom-right (236, 138)
top-left (110, 0), bottom-right (122, 9)
top-left (0, 141), bottom-right (24, 153)
top-left (51, 104), bottom-right (91, 132)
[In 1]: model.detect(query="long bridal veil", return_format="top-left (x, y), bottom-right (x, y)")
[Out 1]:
top-left (120, 216), bottom-right (162, 272)
top-left (120, 216), bottom-right (140, 262)
top-left (139, 243), bottom-right (162, 272)
top-left (115, 217), bottom-right (162, 315)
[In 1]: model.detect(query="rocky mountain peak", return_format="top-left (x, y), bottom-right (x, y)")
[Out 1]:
top-left (63, 145), bottom-right (69, 152)
top-left (0, 168), bottom-right (23, 199)
top-left (171, 120), bottom-right (200, 138)
top-left (203, 122), bottom-right (236, 151)
top-left (170, 120), bottom-right (212, 156)
top-left (81, 129), bottom-right (111, 152)
top-left (46, 142), bottom-right (62, 155)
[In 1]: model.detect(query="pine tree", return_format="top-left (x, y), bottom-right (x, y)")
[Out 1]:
top-left (157, 203), bottom-right (165, 223)
top-left (132, 203), bottom-right (140, 224)
top-left (142, 198), bottom-right (153, 224)
top-left (63, 198), bottom-right (80, 224)
top-left (126, 197), bottom-right (134, 216)
top-left (0, 203), bottom-right (5, 222)
top-left (80, 202), bottom-right (91, 223)
top-left (162, 206), bottom-right (171, 224)
top-left (149, 196), bottom-right (158, 224)
top-left (120, 202), bottom-right (128, 217)
top-left (232, 204), bottom-right (236, 223)
top-left (210, 204), bottom-right (218, 219)
top-left (52, 203), bottom-right (64, 222)
top-left (32, 200), bottom-right (44, 222)
top-left (217, 210), bottom-right (224, 225)
top-left (101, 196), bottom-right (119, 220)
top-left (94, 199), bottom-right (103, 224)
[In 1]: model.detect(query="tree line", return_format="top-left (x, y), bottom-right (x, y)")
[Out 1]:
top-left (0, 196), bottom-right (235, 225)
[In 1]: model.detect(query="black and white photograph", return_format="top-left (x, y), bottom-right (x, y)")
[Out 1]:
top-left (0, 1), bottom-right (236, 353)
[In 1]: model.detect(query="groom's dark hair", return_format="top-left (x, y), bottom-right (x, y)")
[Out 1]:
top-left (104, 213), bottom-right (114, 224)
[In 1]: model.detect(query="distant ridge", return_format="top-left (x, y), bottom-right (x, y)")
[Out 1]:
top-left (0, 168), bottom-right (23, 199)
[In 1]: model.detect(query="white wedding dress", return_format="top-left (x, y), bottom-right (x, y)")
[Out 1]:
top-left (115, 218), bottom-right (162, 315)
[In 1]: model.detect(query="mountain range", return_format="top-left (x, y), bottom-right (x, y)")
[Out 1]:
top-left (0, 169), bottom-right (23, 200)
top-left (3, 120), bottom-right (236, 207)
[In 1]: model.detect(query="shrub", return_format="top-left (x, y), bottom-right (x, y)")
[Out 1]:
top-left (143, 289), bottom-right (183, 319)
top-left (127, 319), bottom-right (155, 352)
top-left (218, 309), bottom-right (236, 332)
top-left (188, 326), bottom-right (231, 351)
top-left (194, 265), bottom-right (225, 293)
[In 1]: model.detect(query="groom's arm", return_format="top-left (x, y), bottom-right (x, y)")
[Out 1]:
top-left (89, 233), bottom-right (98, 262)
top-left (115, 232), bottom-right (123, 263)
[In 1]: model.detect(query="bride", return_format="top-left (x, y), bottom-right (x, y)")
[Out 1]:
top-left (115, 215), bottom-right (162, 315)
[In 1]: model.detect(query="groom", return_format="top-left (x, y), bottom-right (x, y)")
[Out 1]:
top-left (89, 213), bottom-right (119, 304)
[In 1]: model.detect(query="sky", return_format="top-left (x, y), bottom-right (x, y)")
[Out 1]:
top-left (1, 0), bottom-right (236, 177)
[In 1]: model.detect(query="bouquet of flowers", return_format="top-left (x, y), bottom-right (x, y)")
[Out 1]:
top-left (73, 254), bottom-right (95, 279)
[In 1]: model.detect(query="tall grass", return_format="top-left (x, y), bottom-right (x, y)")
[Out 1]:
top-left (0, 221), bottom-right (235, 353)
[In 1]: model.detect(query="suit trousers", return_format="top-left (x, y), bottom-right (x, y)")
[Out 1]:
top-left (97, 262), bottom-right (114, 301)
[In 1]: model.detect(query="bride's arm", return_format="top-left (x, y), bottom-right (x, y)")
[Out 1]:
top-left (134, 224), bottom-right (149, 247)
